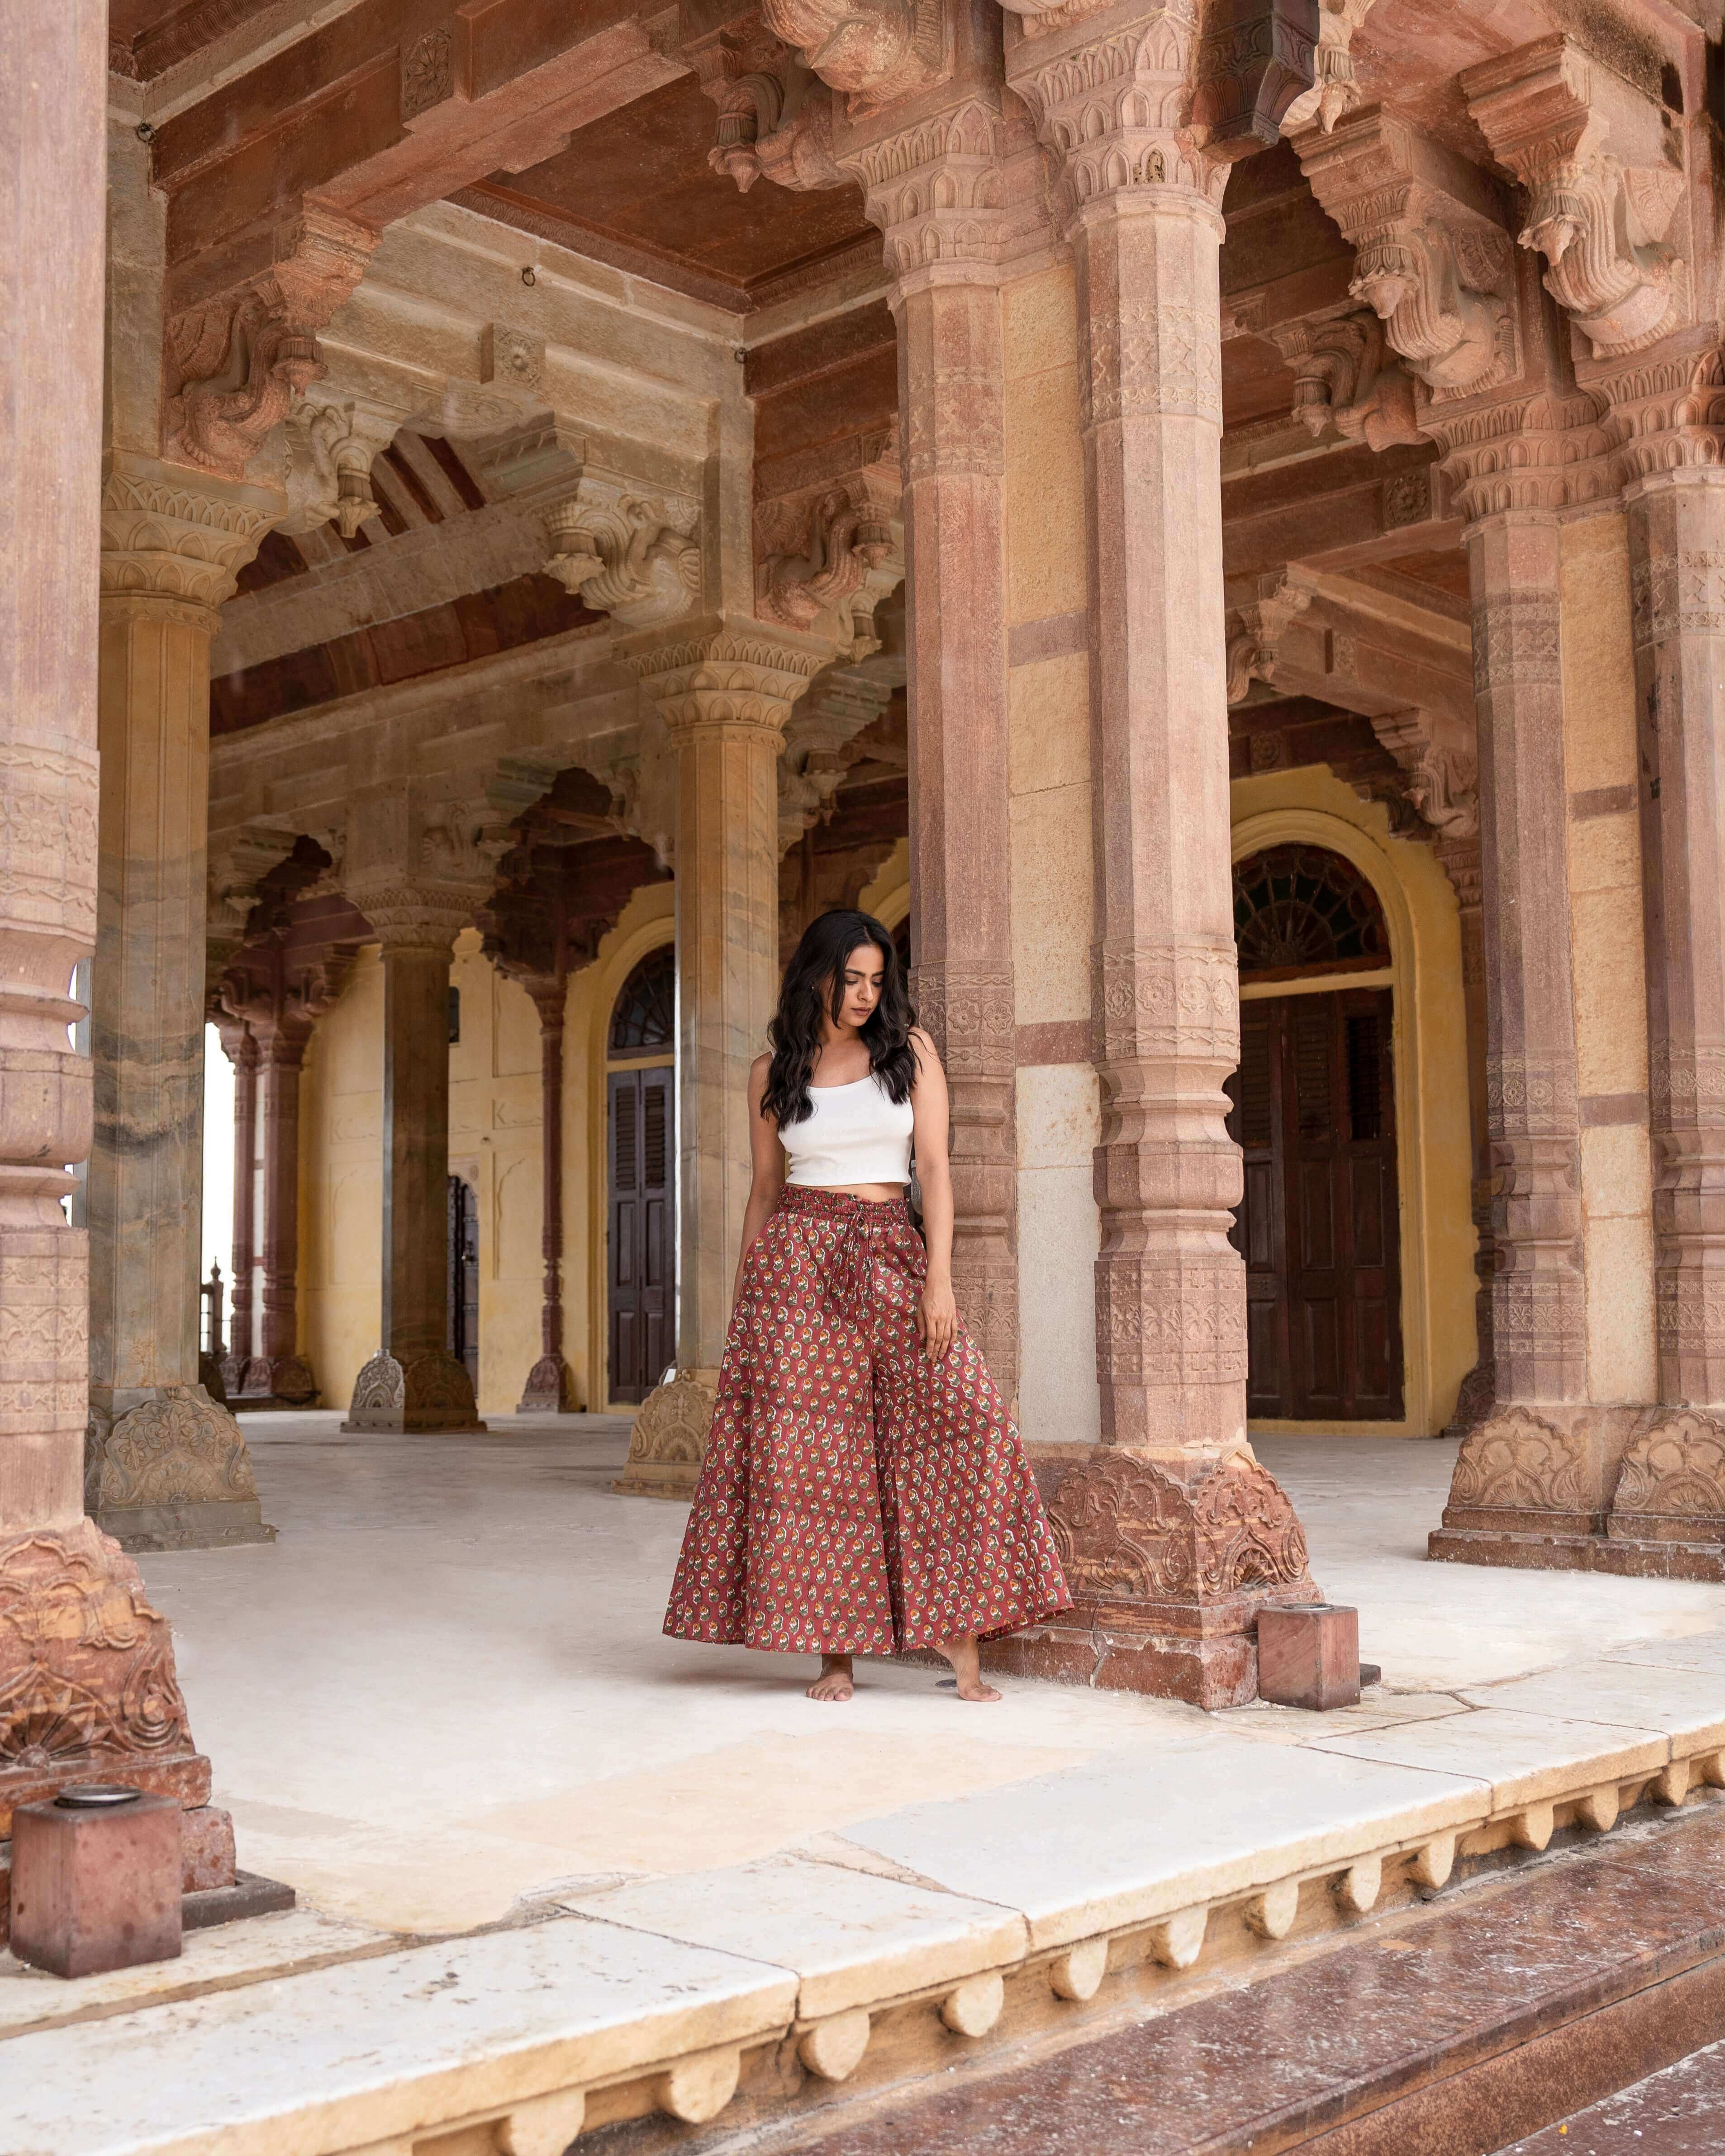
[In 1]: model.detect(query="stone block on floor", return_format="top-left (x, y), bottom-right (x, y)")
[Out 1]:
top-left (1257, 1604), bottom-right (1361, 1712)
top-left (8, 1792), bottom-right (182, 1980)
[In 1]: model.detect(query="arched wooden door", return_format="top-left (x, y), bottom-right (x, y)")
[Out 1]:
top-left (1226, 845), bottom-right (1404, 1421)
top-left (607, 948), bottom-right (675, 1405)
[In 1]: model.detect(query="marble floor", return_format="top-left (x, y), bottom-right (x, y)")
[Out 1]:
top-left (132, 1419), bottom-right (1725, 1936)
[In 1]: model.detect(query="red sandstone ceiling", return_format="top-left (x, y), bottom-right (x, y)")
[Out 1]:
top-left (456, 75), bottom-right (880, 313)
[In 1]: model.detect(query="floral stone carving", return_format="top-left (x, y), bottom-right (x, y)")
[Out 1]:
top-left (613, 1370), bottom-right (717, 1500)
top-left (0, 1519), bottom-right (211, 1835)
top-left (342, 1350), bottom-right (485, 1434)
top-left (85, 1387), bottom-right (275, 1552)
top-left (1445, 1407), bottom-right (1592, 1523)
top-left (1049, 1449), bottom-right (1315, 1617)
top-left (1608, 1413), bottom-right (1725, 1546)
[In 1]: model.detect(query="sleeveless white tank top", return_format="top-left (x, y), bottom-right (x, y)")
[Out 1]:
top-left (780, 1073), bottom-right (914, 1187)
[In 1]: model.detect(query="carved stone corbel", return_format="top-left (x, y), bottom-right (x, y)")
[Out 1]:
top-left (1461, 36), bottom-right (1686, 361)
top-left (164, 207), bottom-right (378, 479)
top-left (1279, 0), bottom-right (1377, 135)
top-left (1225, 575), bottom-right (1313, 705)
top-left (778, 657), bottom-right (900, 855)
top-left (757, 469), bottom-right (903, 652)
top-left (1368, 708), bottom-right (1479, 841)
top-left (1269, 309), bottom-right (1421, 448)
top-left (1296, 107), bottom-right (1517, 395)
top-left (761, 0), bottom-right (947, 116)
top-left (207, 826), bottom-right (302, 980)
top-left (543, 481), bottom-right (702, 630)
top-left (277, 393), bottom-right (402, 538)
top-left (692, 24), bottom-right (843, 196)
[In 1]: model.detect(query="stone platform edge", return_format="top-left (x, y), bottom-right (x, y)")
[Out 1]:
top-left (10, 1657), bottom-right (1725, 2155)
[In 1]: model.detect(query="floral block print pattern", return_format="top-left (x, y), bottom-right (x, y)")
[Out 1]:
top-left (664, 1185), bottom-right (1071, 1656)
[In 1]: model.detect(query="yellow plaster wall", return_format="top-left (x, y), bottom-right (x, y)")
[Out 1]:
top-left (1559, 509), bottom-right (1657, 1406)
top-left (297, 884), bottom-right (675, 1420)
top-left (1000, 257), bottom-right (1103, 1448)
top-left (1230, 769), bottom-right (1478, 1437)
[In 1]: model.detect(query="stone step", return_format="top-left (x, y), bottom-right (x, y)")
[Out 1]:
top-left (1496, 2035), bottom-right (1725, 2155)
top-left (777, 1801), bottom-right (1725, 2156)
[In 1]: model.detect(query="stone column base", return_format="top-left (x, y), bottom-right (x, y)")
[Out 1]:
top-left (233, 1354), bottom-right (319, 1411)
top-left (0, 1519), bottom-right (217, 1833)
top-left (518, 1354), bottom-right (580, 1414)
top-left (1431, 1403), bottom-right (1725, 1581)
top-left (342, 1350), bottom-right (487, 1434)
top-left (986, 1445), bottom-right (1323, 1709)
top-left (85, 1386), bottom-right (276, 1552)
top-left (612, 1369), bottom-right (717, 1499)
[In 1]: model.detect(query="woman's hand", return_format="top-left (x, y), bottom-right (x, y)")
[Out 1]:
top-left (917, 1277), bottom-right (958, 1363)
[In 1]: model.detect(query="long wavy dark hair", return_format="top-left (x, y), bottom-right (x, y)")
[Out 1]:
top-left (761, 908), bottom-right (917, 1128)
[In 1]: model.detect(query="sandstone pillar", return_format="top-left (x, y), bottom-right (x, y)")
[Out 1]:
top-left (343, 910), bottom-right (487, 1434)
top-left (518, 976), bottom-right (578, 1413)
top-left (1625, 473), bottom-right (1725, 1408)
top-left (242, 1012), bottom-right (318, 1407)
top-left (1428, 509), bottom-right (1637, 1562)
top-left (1004, 9), bottom-right (1319, 1704)
top-left (0, 0), bottom-right (225, 1854)
top-left (613, 620), bottom-right (826, 1496)
top-left (220, 1021), bottom-right (259, 1395)
top-left (85, 458), bottom-right (280, 1551)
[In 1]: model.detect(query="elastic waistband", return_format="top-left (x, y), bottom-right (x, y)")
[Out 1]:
top-left (778, 1185), bottom-right (909, 1225)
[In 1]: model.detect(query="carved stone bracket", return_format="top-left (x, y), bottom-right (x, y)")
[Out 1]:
top-left (1225, 573), bottom-right (1312, 705)
top-left (757, 465), bottom-right (903, 651)
top-left (1368, 707), bottom-right (1479, 841)
top-left (690, 19), bottom-right (844, 195)
top-left (761, 0), bottom-right (948, 116)
top-left (779, 660), bottom-right (900, 855)
top-left (277, 392), bottom-right (403, 539)
top-left (164, 207), bottom-right (379, 480)
top-left (544, 477), bottom-right (702, 629)
top-left (1296, 107), bottom-right (1518, 396)
top-left (612, 1369), bottom-right (718, 1499)
top-left (1462, 37), bottom-right (1686, 362)
top-left (1279, 0), bottom-right (1377, 136)
top-left (1269, 309), bottom-right (1421, 447)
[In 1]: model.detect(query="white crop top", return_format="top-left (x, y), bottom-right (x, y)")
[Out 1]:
top-left (780, 1073), bottom-right (914, 1187)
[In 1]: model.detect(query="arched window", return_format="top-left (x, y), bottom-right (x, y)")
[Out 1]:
top-left (609, 946), bottom-right (675, 1054)
top-left (1232, 844), bottom-right (1389, 981)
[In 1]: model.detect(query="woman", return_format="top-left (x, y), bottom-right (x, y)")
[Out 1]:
top-left (663, 908), bottom-right (1070, 1703)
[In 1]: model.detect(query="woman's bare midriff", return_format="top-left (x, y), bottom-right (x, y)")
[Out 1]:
top-left (798, 1182), bottom-right (905, 1202)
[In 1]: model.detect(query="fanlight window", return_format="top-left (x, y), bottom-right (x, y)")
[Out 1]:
top-left (1232, 845), bottom-right (1389, 979)
top-left (609, 947), bottom-right (675, 1054)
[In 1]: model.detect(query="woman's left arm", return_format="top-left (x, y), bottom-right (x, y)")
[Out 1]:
top-left (908, 1028), bottom-right (958, 1362)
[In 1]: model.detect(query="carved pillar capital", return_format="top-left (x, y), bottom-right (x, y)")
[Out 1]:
top-left (838, 98), bottom-right (1022, 281)
top-left (1461, 35), bottom-right (1687, 364)
top-left (779, 659), bottom-right (901, 856)
top-left (1295, 105), bottom-right (1519, 396)
top-left (619, 615), bottom-right (831, 750)
top-left (1424, 389), bottom-right (1614, 523)
top-left (100, 452), bottom-right (282, 627)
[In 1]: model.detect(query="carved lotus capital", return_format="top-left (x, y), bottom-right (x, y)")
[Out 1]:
top-left (100, 452), bottom-right (281, 619)
top-left (620, 615), bottom-right (832, 743)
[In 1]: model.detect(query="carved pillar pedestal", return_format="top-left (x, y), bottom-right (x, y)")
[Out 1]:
top-left (1430, 511), bottom-right (1634, 1567)
top-left (3, 9), bottom-right (226, 1900)
top-left (85, 456), bottom-right (279, 1552)
top-left (344, 910), bottom-right (487, 1434)
top-left (613, 618), bottom-right (827, 1496)
top-left (995, 15), bottom-right (1319, 1705)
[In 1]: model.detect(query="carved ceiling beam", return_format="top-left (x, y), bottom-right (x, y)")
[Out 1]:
top-left (1461, 36), bottom-right (1687, 364)
top-left (1295, 106), bottom-right (1519, 397)
top-left (1226, 564), bottom-right (1474, 727)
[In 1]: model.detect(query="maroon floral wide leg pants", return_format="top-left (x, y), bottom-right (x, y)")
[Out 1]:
top-left (664, 1186), bottom-right (1071, 1656)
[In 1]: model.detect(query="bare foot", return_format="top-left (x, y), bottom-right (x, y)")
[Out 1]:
top-left (938, 1635), bottom-right (1002, 1703)
top-left (806, 1654), bottom-right (855, 1702)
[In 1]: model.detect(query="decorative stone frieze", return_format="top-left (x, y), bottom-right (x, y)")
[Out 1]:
top-left (163, 206), bottom-right (378, 480)
top-left (1295, 107), bottom-right (1518, 396)
top-left (1268, 309), bottom-right (1421, 448)
top-left (1461, 37), bottom-right (1687, 363)
top-left (761, 0), bottom-right (948, 116)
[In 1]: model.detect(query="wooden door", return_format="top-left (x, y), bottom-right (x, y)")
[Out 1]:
top-left (446, 1176), bottom-right (479, 1388)
top-left (608, 1066), bottom-right (674, 1403)
top-left (1226, 988), bottom-right (1403, 1420)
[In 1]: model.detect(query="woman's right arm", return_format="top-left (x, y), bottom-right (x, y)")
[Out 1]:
top-left (732, 1052), bottom-right (785, 1310)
